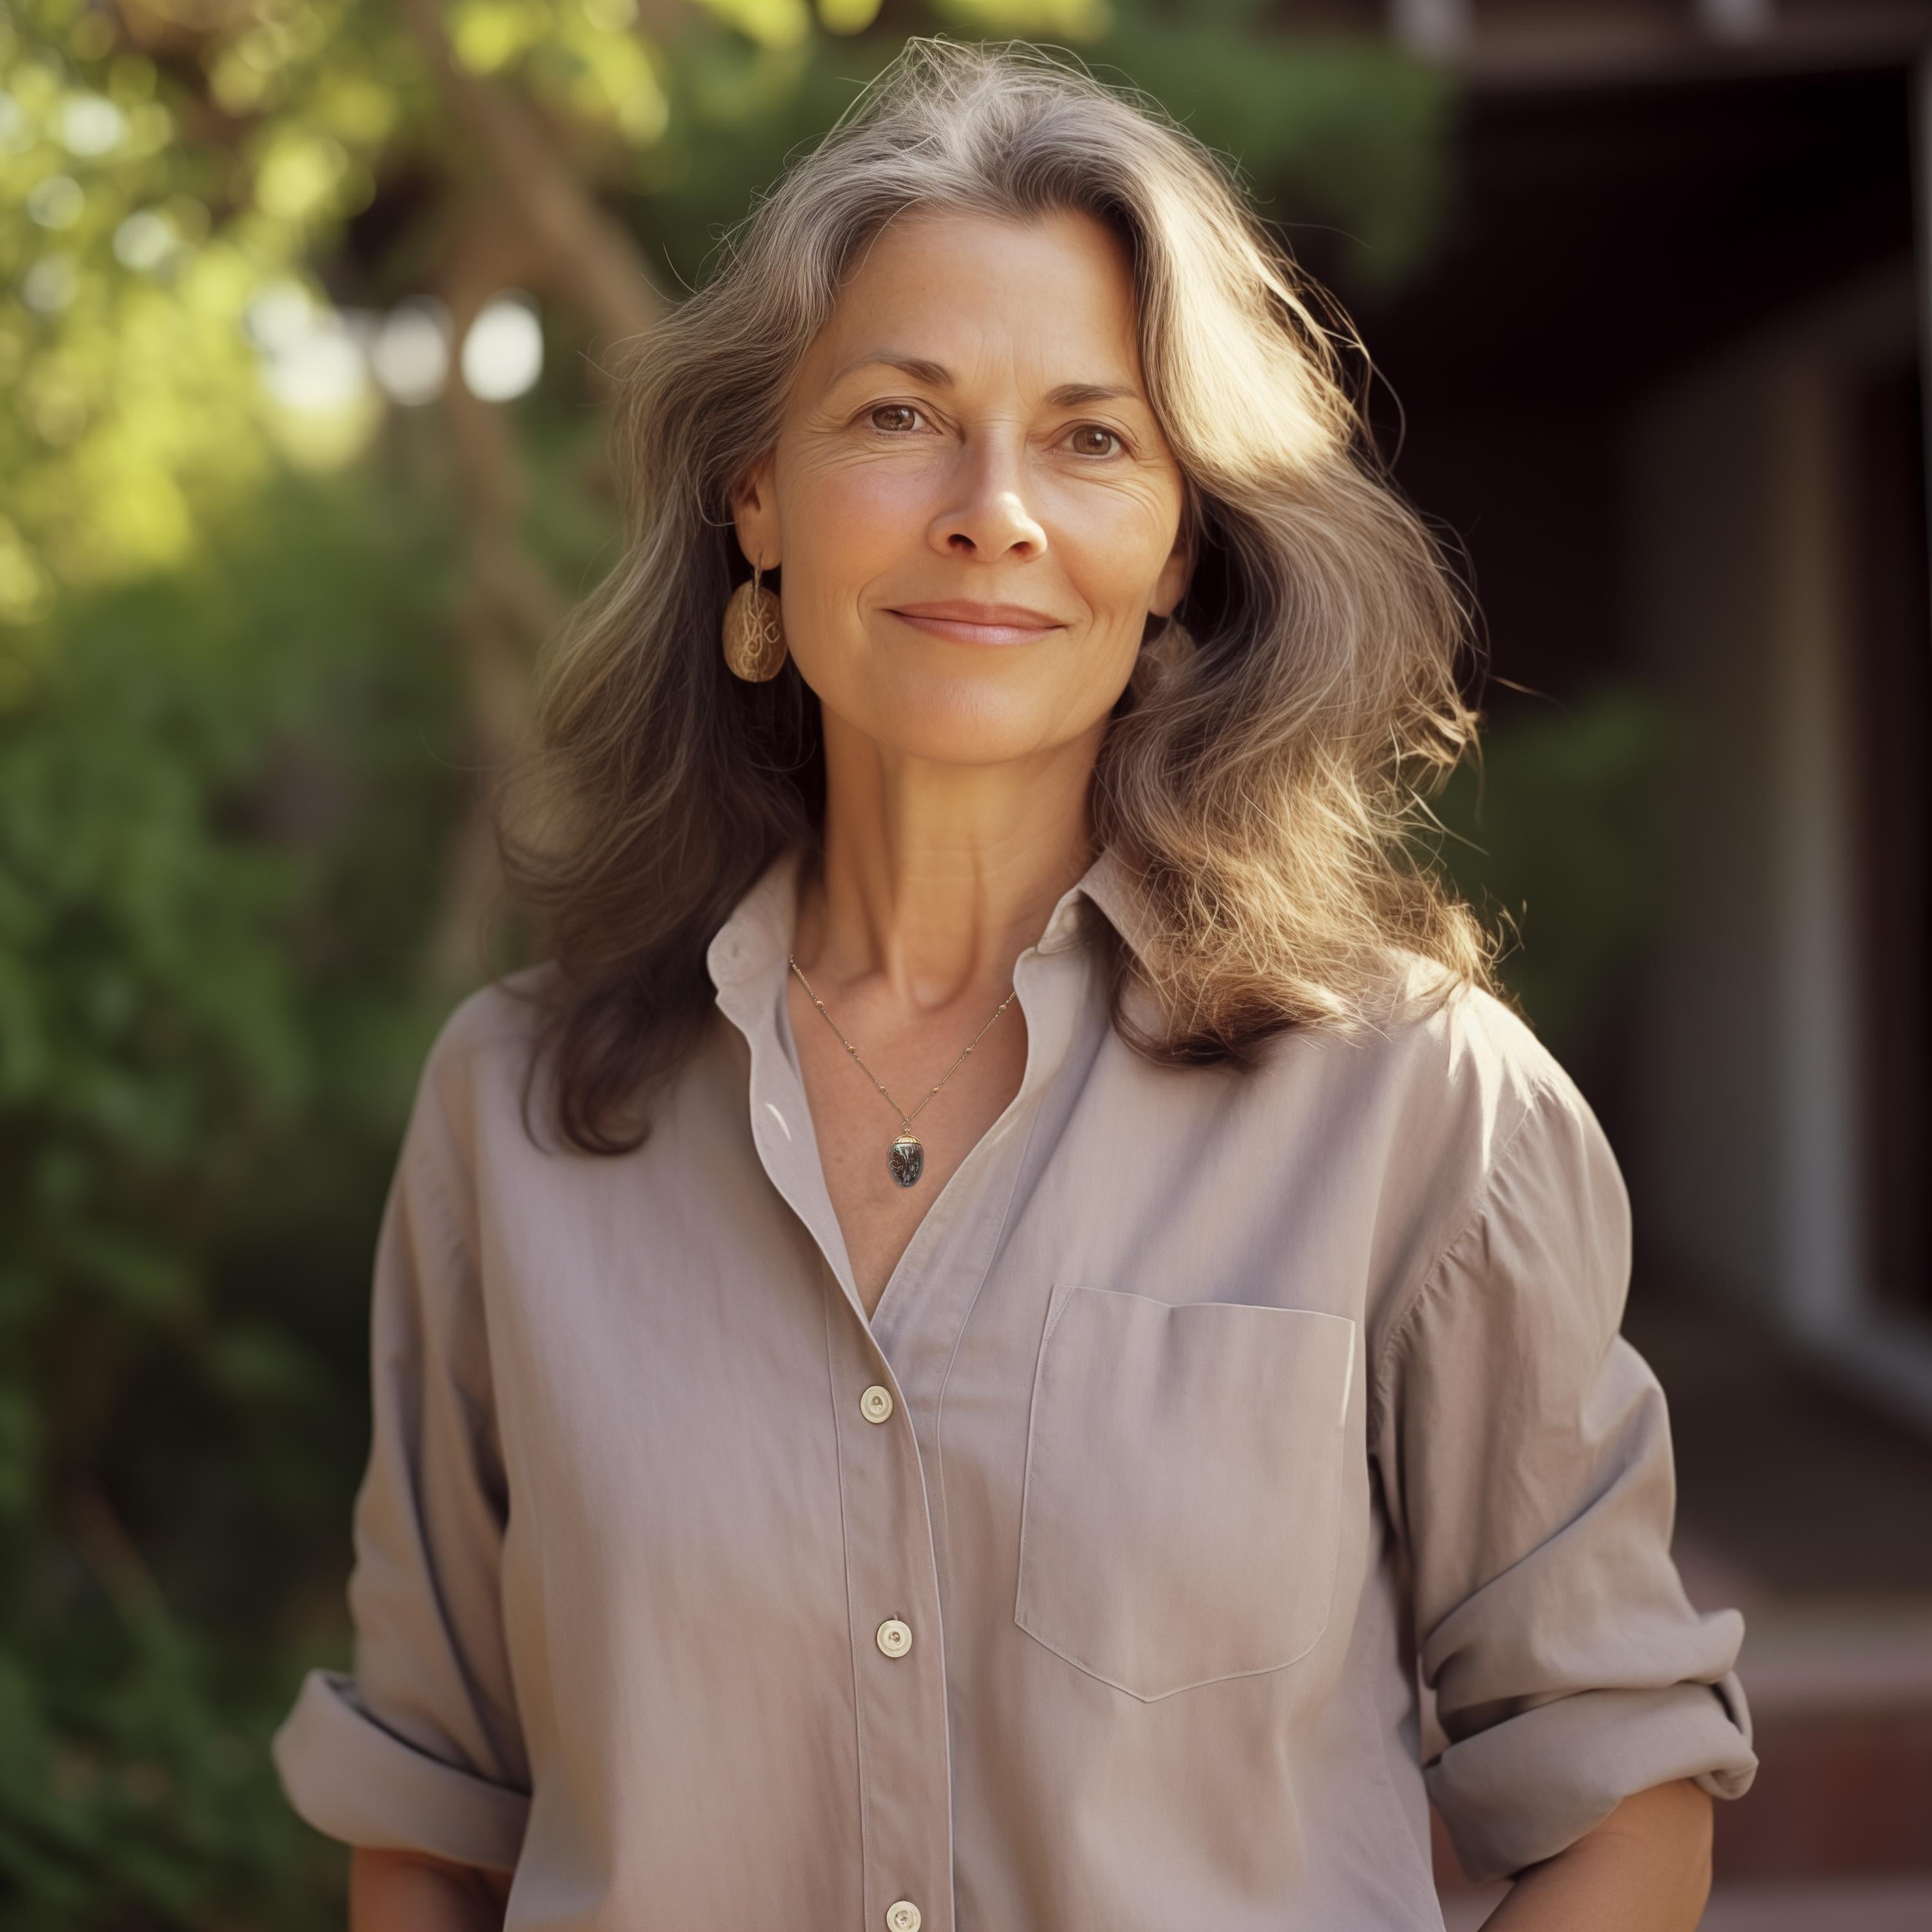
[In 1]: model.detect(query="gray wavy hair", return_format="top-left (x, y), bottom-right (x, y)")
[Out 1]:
top-left (500, 34), bottom-right (1496, 1154)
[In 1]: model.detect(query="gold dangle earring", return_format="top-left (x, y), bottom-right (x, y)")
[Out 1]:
top-left (722, 560), bottom-right (788, 683)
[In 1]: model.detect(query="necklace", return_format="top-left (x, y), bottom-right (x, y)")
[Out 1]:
top-left (788, 954), bottom-right (1018, 1188)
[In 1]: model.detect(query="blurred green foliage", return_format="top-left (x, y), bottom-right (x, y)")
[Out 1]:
top-left (0, 463), bottom-right (471, 1929)
top-left (0, 1), bottom-right (1480, 1924)
top-left (1436, 685), bottom-right (1687, 1066)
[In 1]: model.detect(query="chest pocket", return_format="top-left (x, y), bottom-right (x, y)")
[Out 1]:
top-left (1014, 1282), bottom-right (1356, 1702)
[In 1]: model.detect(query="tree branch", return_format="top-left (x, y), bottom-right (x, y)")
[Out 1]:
top-left (399, 0), bottom-right (666, 354)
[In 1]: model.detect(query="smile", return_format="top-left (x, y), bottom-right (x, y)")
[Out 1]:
top-left (888, 601), bottom-right (1066, 648)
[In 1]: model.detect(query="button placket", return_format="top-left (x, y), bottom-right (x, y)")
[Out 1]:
top-left (824, 1283), bottom-right (954, 1932)
top-left (820, 958), bottom-right (1099, 1932)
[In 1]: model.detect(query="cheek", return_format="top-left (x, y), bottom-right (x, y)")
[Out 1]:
top-left (1050, 488), bottom-right (1182, 616)
top-left (1082, 609), bottom-right (1156, 705)
top-left (782, 457), bottom-right (925, 589)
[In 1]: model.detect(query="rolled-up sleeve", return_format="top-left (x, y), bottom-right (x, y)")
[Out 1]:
top-left (1372, 1079), bottom-right (1756, 1884)
top-left (271, 1035), bottom-right (530, 1871)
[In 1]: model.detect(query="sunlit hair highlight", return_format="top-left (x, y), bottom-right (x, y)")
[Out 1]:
top-left (499, 35), bottom-right (1497, 1153)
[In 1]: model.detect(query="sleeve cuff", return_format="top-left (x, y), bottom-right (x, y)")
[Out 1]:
top-left (271, 1667), bottom-right (530, 1872)
top-left (1426, 1672), bottom-right (1757, 1883)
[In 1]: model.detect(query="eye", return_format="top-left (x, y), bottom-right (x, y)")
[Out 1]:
top-left (1065, 423), bottom-right (1126, 458)
top-left (866, 402), bottom-right (925, 434)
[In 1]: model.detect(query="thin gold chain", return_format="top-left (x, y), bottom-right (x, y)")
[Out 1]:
top-left (788, 954), bottom-right (1017, 1132)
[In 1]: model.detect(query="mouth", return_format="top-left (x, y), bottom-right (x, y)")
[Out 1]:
top-left (887, 601), bottom-right (1066, 648)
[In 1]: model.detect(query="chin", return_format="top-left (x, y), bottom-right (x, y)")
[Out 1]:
top-left (851, 674), bottom-right (1104, 770)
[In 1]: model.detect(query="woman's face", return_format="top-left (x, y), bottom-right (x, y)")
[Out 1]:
top-left (734, 207), bottom-right (1191, 770)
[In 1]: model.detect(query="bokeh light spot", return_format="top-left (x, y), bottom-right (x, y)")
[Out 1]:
top-left (460, 294), bottom-right (544, 402)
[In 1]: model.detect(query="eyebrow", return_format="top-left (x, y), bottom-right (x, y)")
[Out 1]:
top-left (829, 352), bottom-right (1146, 410)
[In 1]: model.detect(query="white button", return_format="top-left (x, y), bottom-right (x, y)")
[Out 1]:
top-left (876, 1617), bottom-right (913, 1658)
top-left (860, 1384), bottom-right (894, 1424)
top-left (886, 1903), bottom-right (922, 1932)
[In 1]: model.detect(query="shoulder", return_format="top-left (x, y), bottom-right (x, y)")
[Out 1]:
top-left (421, 962), bottom-right (555, 1086)
top-left (1390, 967), bottom-right (1597, 1154)
top-left (404, 962), bottom-right (564, 1189)
top-left (1389, 963), bottom-right (1627, 1240)
top-left (1275, 956), bottom-right (1607, 1198)
top-left (1262, 960), bottom-right (1629, 1363)
top-left (1381, 945), bottom-right (1576, 1083)
top-left (1350, 968), bottom-right (1634, 1404)
top-left (1391, 971), bottom-right (1628, 1240)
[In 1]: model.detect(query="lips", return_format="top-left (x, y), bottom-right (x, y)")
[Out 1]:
top-left (888, 600), bottom-right (1066, 647)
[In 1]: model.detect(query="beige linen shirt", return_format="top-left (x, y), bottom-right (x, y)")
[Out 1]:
top-left (272, 841), bottom-right (1756, 1930)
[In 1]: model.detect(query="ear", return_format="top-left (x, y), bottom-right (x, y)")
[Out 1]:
top-left (730, 450), bottom-right (781, 573)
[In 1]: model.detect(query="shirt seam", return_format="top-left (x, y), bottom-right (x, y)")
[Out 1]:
top-left (1367, 1084), bottom-right (1549, 1443)
top-left (404, 1101), bottom-right (507, 1470)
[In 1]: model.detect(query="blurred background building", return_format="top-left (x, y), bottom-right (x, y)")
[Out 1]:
top-left (1, 2), bottom-right (1927, 1927)
top-left (1347, 4), bottom-right (1932, 1926)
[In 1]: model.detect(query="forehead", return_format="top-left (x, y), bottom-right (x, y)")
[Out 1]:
top-left (803, 206), bottom-right (1146, 389)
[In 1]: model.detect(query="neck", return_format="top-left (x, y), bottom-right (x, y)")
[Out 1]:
top-left (795, 708), bottom-right (1103, 1008)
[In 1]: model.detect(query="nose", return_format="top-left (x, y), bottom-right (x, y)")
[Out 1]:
top-left (927, 431), bottom-right (1047, 560)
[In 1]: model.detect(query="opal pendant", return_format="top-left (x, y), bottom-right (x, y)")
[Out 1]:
top-left (888, 1133), bottom-right (925, 1188)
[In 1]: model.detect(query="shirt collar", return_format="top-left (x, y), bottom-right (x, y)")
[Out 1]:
top-left (703, 840), bottom-right (1153, 1322)
top-left (704, 839), bottom-right (1158, 998)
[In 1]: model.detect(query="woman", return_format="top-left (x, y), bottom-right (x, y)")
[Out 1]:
top-left (274, 37), bottom-right (1756, 1932)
